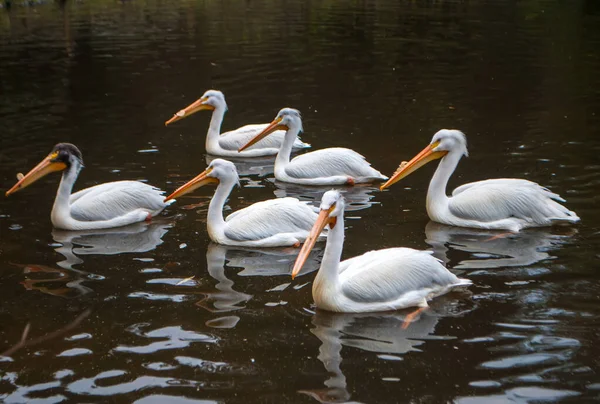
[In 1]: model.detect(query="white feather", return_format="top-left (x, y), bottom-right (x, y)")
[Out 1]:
top-left (448, 178), bottom-right (578, 226)
top-left (339, 248), bottom-right (466, 305)
top-left (223, 198), bottom-right (319, 242)
top-left (284, 148), bottom-right (388, 184)
top-left (70, 181), bottom-right (169, 222)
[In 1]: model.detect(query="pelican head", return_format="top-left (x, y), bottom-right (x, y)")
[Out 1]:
top-left (165, 90), bottom-right (227, 126)
top-left (238, 108), bottom-right (303, 152)
top-left (6, 143), bottom-right (83, 196)
top-left (380, 129), bottom-right (468, 190)
top-left (291, 190), bottom-right (344, 279)
top-left (164, 158), bottom-right (238, 202)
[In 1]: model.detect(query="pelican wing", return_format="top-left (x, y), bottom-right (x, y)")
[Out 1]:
top-left (219, 124), bottom-right (309, 151)
top-left (69, 181), bottom-right (168, 222)
top-left (340, 248), bottom-right (462, 304)
top-left (223, 197), bottom-right (319, 241)
top-left (449, 178), bottom-right (577, 222)
top-left (286, 148), bottom-right (386, 179)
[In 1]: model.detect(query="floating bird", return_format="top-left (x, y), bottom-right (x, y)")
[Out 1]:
top-left (165, 90), bottom-right (310, 157)
top-left (6, 143), bottom-right (171, 230)
top-left (165, 159), bottom-right (326, 247)
top-left (292, 190), bottom-right (471, 319)
top-left (239, 108), bottom-right (387, 185)
top-left (380, 129), bottom-right (580, 232)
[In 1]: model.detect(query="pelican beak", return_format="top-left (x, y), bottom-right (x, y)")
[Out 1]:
top-left (164, 167), bottom-right (219, 201)
top-left (165, 97), bottom-right (215, 126)
top-left (380, 141), bottom-right (447, 190)
top-left (238, 117), bottom-right (287, 152)
top-left (291, 204), bottom-right (336, 279)
top-left (6, 152), bottom-right (67, 196)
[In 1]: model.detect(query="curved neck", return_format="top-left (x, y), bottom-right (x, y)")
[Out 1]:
top-left (314, 213), bottom-right (345, 288)
top-left (275, 128), bottom-right (299, 168)
top-left (52, 162), bottom-right (81, 217)
top-left (205, 106), bottom-right (226, 147)
top-left (426, 151), bottom-right (462, 215)
top-left (206, 177), bottom-right (236, 241)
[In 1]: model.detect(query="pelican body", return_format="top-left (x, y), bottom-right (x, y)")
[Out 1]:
top-left (165, 90), bottom-right (310, 157)
top-left (6, 143), bottom-right (171, 230)
top-left (239, 108), bottom-right (387, 185)
top-left (292, 191), bottom-right (471, 313)
top-left (380, 130), bottom-right (580, 232)
top-left (165, 159), bottom-right (326, 247)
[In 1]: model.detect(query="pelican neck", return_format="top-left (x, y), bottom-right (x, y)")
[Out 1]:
top-left (426, 149), bottom-right (463, 217)
top-left (206, 176), bottom-right (237, 241)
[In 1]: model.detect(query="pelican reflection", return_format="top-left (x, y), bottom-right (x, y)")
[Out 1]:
top-left (425, 221), bottom-right (575, 270)
top-left (206, 154), bottom-right (275, 178)
top-left (16, 220), bottom-right (173, 299)
top-left (197, 243), bottom-right (254, 315)
top-left (198, 243), bottom-right (322, 327)
top-left (302, 309), bottom-right (452, 403)
top-left (221, 243), bottom-right (323, 277)
top-left (272, 181), bottom-right (379, 212)
top-left (52, 219), bottom-right (173, 269)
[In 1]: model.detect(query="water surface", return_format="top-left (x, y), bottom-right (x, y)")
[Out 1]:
top-left (1, 1), bottom-right (599, 402)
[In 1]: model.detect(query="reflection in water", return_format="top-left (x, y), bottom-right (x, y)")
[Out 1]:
top-left (205, 154), bottom-right (275, 178)
top-left (220, 243), bottom-right (323, 277)
top-left (197, 244), bottom-right (254, 320)
top-left (303, 310), bottom-right (450, 403)
top-left (189, 244), bottom-right (323, 327)
top-left (273, 181), bottom-right (379, 212)
top-left (14, 263), bottom-right (92, 299)
top-left (52, 220), bottom-right (173, 268)
top-left (424, 222), bottom-right (575, 270)
top-left (16, 221), bottom-right (173, 299)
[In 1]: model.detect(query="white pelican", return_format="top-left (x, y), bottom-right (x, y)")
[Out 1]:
top-left (239, 108), bottom-right (388, 185)
top-left (380, 129), bottom-right (580, 232)
top-left (292, 190), bottom-right (471, 320)
top-left (165, 159), bottom-right (326, 247)
top-left (165, 90), bottom-right (310, 157)
top-left (6, 143), bottom-right (171, 230)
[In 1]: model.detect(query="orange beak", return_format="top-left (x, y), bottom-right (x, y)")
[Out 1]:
top-left (291, 205), bottom-right (335, 279)
top-left (379, 141), bottom-right (447, 191)
top-left (238, 117), bottom-right (287, 152)
top-left (165, 97), bottom-right (215, 126)
top-left (6, 153), bottom-right (67, 196)
top-left (164, 167), bottom-right (219, 202)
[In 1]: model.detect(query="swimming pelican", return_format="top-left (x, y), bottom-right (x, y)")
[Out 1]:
top-left (165, 159), bottom-right (326, 247)
top-left (165, 90), bottom-right (310, 157)
top-left (380, 129), bottom-right (580, 232)
top-left (239, 108), bottom-right (387, 185)
top-left (5, 143), bottom-right (172, 230)
top-left (292, 190), bottom-right (471, 319)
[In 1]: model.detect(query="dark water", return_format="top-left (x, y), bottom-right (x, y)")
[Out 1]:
top-left (1, 1), bottom-right (599, 402)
